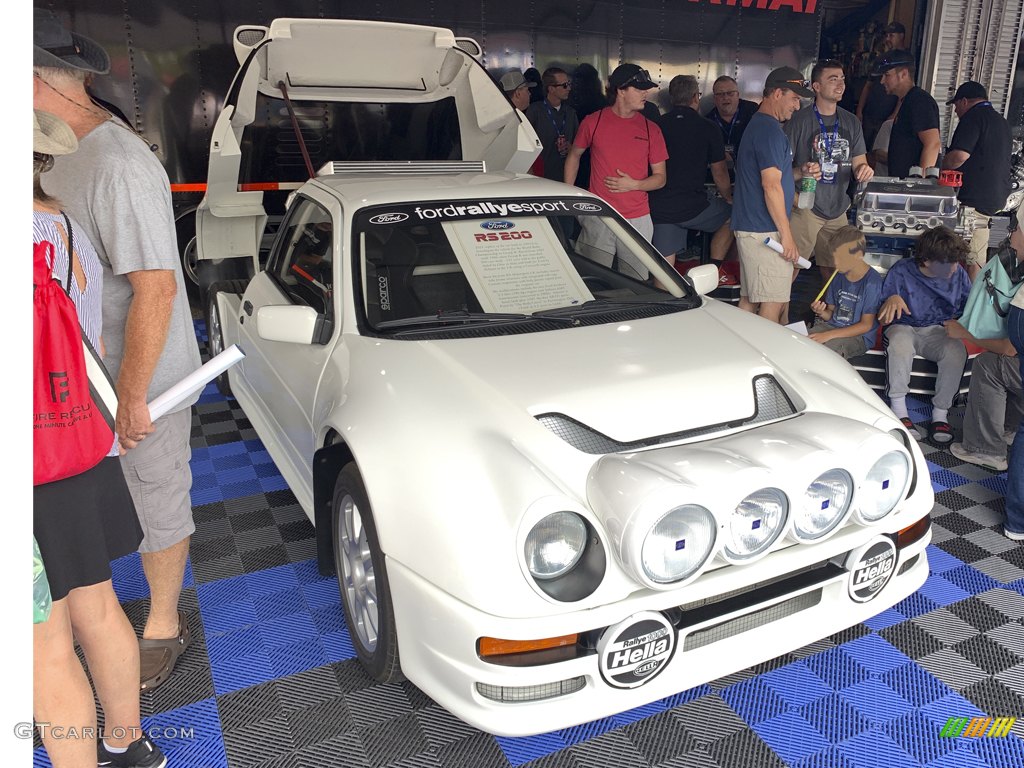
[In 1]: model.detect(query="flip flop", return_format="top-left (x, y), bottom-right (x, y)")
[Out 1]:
top-left (929, 421), bottom-right (954, 445)
top-left (900, 417), bottom-right (923, 441)
top-left (139, 611), bottom-right (191, 692)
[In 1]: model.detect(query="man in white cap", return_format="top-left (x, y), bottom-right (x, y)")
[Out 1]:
top-left (500, 69), bottom-right (537, 112)
top-left (32, 7), bottom-right (202, 706)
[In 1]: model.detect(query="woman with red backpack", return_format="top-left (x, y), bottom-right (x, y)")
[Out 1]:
top-left (32, 109), bottom-right (166, 768)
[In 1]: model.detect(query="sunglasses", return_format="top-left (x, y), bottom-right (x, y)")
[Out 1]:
top-left (782, 78), bottom-right (810, 89)
top-left (714, 89), bottom-right (739, 97)
top-left (553, 80), bottom-right (571, 88)
top-left (622, 69), bottom-right (652, 88)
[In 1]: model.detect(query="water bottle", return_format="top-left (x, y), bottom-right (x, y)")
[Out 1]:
top-left (797, 174), bottom-right (817, 209)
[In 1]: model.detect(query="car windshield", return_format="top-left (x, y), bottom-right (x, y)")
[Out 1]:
top-left (354, 197), bottom-right (698, 336)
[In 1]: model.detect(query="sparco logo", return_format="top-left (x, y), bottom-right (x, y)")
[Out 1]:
top-left (572, 202), bottom-right (602, 212)
top-left (846, 537), bottom-right (897, 603)
top-left (368, 212), bottom-right (409, 224)
top-left (597, 612), bottom-right (675, 689)
top-left (480, 220), bottom-right (515, 230)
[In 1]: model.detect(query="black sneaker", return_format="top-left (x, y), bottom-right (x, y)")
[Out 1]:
top-left (97, 736), bottom-right (167, 768)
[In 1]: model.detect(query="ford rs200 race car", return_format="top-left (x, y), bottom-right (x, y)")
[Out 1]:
top-left (196, 17), bottom-right (933, 737)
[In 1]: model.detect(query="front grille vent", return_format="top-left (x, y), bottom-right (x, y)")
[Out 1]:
top-left (537, 374), bottom-right (797, 454)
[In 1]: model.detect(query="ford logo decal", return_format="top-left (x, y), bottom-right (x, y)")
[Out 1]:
top-left (573, 202), bottom-right (602, 212)
top-left (481, 220), bottom-right (515, 230)
top-left (368, 212), bottom-right (409, 224)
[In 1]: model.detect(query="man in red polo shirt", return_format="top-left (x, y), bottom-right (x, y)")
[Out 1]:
top-left (564, 63), bottom-right (668, 280)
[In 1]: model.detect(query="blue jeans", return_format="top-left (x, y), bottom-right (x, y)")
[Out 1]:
top-left (1007, 305), bottom-right (1024, 534)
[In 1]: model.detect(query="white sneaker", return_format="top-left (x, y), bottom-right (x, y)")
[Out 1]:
top-left (1005, 527), bottom-right (1024, 542)
top-left (949, 442), bottom-right (1008, 472)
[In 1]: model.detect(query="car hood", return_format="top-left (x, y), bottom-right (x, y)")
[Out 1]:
top-left (391, 307), bottom-right (781, 443)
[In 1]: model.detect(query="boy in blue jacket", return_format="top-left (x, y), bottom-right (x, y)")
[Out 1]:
top-left (878, 225), bottom-right (972, 442)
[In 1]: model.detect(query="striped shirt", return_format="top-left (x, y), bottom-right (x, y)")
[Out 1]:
top-left (33, 209), bottom-right (117, 456)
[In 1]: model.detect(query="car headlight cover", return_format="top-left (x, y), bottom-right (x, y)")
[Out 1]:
top-left (724, 488), bottom-right (788, 561)
top-left (858, 451), bottom-right (910, 522)
top-left (641, 505), bottom-right (716, 583)
top-left (795, 469), bottom-right (853, 540)
top-left (525, 512), bottom-right (588, 580)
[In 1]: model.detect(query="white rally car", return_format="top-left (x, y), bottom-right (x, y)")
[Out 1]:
top-left (198, 19), bottom-right (933, 736)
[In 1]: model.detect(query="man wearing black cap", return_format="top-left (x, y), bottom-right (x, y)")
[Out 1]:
top-left (564, 63), bottom-right (668, 279)
top-left (876, 49), bottom-right (940, 178)
top-left (33, 8), bottom-right (202, 711)
top-left (731, 67), bottom-right (816, 324)
top-left (943, 81), bottom-right (1012, 279)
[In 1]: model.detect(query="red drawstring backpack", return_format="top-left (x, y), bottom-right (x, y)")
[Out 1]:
top-left (33, 238), bottom-right (114, 485)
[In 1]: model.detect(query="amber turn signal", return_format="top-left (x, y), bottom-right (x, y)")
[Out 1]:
top-left (896, 515), bottom-right (930, 548)
top-left (478, 634), bottom-right (578, 657)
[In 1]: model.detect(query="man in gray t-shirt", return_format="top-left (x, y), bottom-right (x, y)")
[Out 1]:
top-left (35, 14), bottom-right (201, 692)
top-left (784, 60), bottom-right (873, 280)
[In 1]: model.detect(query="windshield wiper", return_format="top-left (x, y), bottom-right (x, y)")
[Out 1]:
top-left (532, 294), bottom-right (699, 319)
top-left (376, 309), bottom-right (575, 330)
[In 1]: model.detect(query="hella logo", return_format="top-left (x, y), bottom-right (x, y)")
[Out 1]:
top-left (573, 202), bottom-right (602, 212)
top-left (481, 220), bottom-right (515, 230)
top-left (368, 213), bottom-right (409, 224)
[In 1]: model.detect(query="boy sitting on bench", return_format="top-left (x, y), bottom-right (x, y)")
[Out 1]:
top-left (877, 225), bottom-right (972, 443)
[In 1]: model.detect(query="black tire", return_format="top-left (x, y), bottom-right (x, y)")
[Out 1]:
top-left (205, 281), bottom-right (247, 398)
top-left (332, 464), bottom-right (402, 683)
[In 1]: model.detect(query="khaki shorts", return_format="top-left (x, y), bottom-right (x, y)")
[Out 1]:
top-left (790, 206), bottom-right (850, 268)
top-left (964, 208), bottom-right (990, 268)
top-left (577, 214), bottom-right (654, 281)
top-left (119, 407), bottom-right (195, 553)
top-left (735, 230), bottom-right (794, 303)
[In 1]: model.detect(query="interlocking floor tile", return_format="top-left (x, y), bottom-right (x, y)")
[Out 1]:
top-left (44, 341), bottom-right (1018, 768)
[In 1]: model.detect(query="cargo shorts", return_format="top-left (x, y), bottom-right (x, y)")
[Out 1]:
top-left (119, 407), bottom-right (195, 553)
top-left (734, 230), bottom-right (794, 304)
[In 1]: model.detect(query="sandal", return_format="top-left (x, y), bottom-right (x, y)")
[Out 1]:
top-left (139, 610), bottom-right (191, 692)
top-left (929, 420), bottom-right (954, 445)
top-left (900, 417), bottom-right (923, 441)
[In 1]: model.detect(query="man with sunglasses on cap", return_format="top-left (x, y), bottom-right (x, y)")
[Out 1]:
top-left (875, 49), bottom-right (940, 178)
top-left (563, 64), bottom-right (668, 280)
top-left (33, 8), bottom-right (202, 719)
top-left (942, 81), bottom-right (1012, 280)
top-left (731, 67), bottom-right (816, 324)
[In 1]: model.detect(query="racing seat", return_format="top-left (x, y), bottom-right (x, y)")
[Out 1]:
top-left (363, 226), bottom-right (420, 325)
top-left (407, 240), bottom-right (481, 314)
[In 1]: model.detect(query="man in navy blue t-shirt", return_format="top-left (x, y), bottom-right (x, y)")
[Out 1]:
top-left (732, 67), bottom-right (816, 324)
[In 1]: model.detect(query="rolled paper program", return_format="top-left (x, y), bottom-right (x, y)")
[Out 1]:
top-left (763, 238), bottom-right (813, 269)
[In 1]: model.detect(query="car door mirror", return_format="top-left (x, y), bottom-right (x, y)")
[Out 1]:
top-left (256, 305), bottom-right (331, 345)
top-left (687, 264), bottom-right (720, 296)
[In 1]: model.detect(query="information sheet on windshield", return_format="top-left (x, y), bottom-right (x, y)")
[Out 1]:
top-left (442, 217), bottom-right (593, 314)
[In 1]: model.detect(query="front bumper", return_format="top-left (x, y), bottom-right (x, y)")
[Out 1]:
top-left (387, 516), bottom-right (931, 736)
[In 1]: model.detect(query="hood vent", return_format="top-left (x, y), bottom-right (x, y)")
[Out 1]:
top-left (537, 375), bottom-right (797, 455)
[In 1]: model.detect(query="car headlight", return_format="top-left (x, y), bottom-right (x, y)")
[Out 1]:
top-left (857, 451), bottom-right (910, 523)
top-left (793, 469), bottom-right (853, 541)
top-left (722, 488), bottom-right (788, 562)
top-left (641, 505), bottom-right (717, 583)
top-left (524, 511), bottom-right (587, 580)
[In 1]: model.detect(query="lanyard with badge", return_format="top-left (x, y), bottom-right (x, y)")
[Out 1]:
top-left (814, 104), bottom-right (840, 184)
top-left (714, 110), bottom-right (740, 156)
top-left (544, 102), bottom-right (570, 156)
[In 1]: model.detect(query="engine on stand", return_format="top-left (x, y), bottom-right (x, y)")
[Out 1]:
top-left (848, 169), bottom-right (987, 401)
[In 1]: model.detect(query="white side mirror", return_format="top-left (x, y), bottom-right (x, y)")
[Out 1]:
top-left (688, 264), bottom-right (720, 296)
top-left (256, 305), bottom-right (321, 345)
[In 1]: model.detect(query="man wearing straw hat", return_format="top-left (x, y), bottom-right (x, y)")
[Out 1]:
top-left (33, 8), bottom-right (201, 698)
